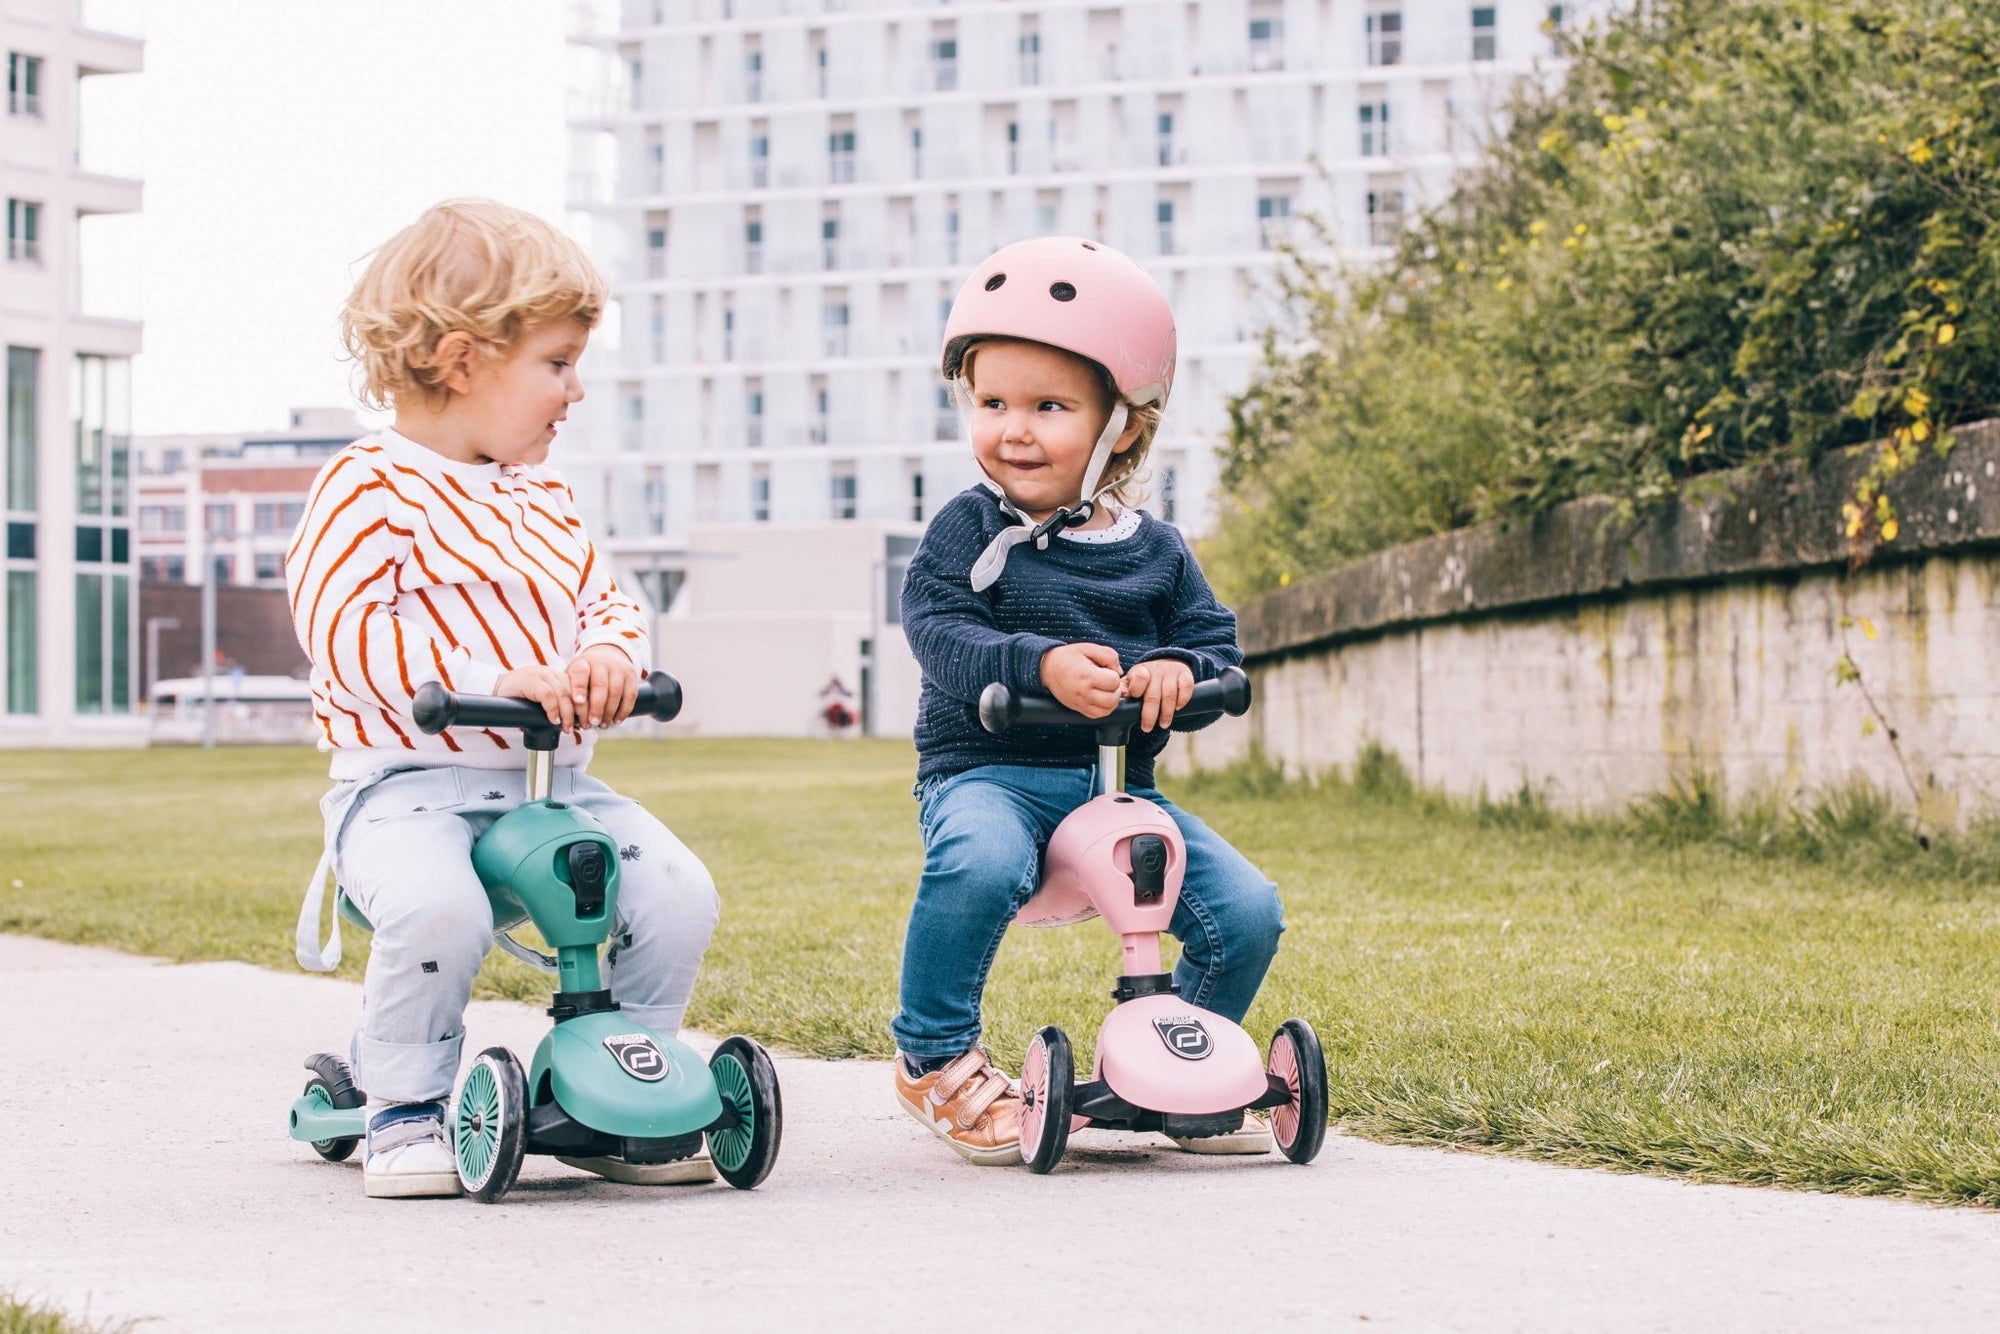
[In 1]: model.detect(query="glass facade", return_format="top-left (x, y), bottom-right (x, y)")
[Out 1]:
top-left (4, 346), bottom-right (34, 714)
top-left (73, 353), bottom-right (133, 715)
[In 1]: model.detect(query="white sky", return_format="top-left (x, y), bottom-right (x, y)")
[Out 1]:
top-left (107, 2), bottom-right (574, 435)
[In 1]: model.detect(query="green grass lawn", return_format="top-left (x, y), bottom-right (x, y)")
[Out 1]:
top-left (6, 738), bottom-right (2000, 1204)
top-left (0, 1293), bottom-right (128, 1334)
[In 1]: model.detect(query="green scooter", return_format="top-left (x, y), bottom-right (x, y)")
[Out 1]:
top-left (285, 672), bottom-right (781, 1202)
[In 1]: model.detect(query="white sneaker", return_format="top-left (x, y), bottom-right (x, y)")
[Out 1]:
top-left (363, 1101), bottom-right (463, 1199)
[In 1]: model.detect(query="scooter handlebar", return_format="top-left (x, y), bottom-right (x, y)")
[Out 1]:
top-left (978, 664), bottom-right (1252, 736)
top-left (411, 670), bottom-right (684, 736)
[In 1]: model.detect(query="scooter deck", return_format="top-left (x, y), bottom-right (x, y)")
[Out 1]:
top-left (1071, 1073), bottom-right (1293, 1136)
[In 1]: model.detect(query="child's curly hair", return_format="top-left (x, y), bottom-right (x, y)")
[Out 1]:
top-left (340, 198), bottom-right (606, 411)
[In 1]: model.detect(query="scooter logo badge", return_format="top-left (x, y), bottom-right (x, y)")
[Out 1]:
top-left (1153, 1016), bottom-right (1213, 1061)
top-left (603, 1033), bottom-right (669, 1082)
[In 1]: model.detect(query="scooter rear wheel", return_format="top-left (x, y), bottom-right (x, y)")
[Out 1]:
top-left (1268, 1019), bottom-right (1328, 1165)
top-left (707, 1036), bottom-right (782, 1190)
top-left (454, 1047), bottom-right (527, 1203)
top-left (1020, 1026), bottom-right (1073, 1174)
top-left (302, 1052), bottom-right (364, 1163)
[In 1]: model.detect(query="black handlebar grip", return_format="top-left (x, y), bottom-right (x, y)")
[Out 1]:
top-left (977, 665), bottom-right (1254, 736)
top-left (411, 671), bottom-right (684, 736)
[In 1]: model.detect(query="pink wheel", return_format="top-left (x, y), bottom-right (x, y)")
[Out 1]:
top-left (1020, 1026), bottom-right (1073, 1174)
top-left (1268, 1018), bottom-right (1327, 1165)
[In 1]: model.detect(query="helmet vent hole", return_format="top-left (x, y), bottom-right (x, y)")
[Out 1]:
top-left (1081, 241), bottom-right (1098, 250)
top-left (984, 272), bottom-right (1007, 291)
top-left (1049, 281), bottom-right (1077, 302)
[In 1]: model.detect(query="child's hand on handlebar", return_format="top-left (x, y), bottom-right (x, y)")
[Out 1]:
top-left (494, 664), bottom-right (578, 730)
top-left (1123, 659), bottom-right (1195, 732)
top-left (1039, 642), bottom-right (1126, 718)
top-left (567, 645), bottom-right (640, 729)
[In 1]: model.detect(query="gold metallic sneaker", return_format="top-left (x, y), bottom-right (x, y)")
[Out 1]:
top-left (895, 1047), bottom-right (1023, 1166)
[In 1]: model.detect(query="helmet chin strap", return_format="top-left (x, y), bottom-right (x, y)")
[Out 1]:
top-left (969, 396), bottom-right (1129, 593)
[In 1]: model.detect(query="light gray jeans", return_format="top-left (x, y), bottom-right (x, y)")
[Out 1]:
top-left (324, 765), bottom-right (719, 1104)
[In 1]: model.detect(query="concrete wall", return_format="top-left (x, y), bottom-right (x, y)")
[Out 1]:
top-left (1169, 420), bottom-right (2000, 822)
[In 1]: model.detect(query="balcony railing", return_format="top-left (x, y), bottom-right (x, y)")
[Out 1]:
top-left (8, 93), bottom-right (42, 118)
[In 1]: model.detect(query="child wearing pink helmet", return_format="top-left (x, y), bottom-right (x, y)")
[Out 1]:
top-left (894, 237), bottom-right (1284, 1163)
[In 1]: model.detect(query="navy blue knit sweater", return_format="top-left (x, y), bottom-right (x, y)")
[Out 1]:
top-left (901, 485), bottom-right (1243, 789)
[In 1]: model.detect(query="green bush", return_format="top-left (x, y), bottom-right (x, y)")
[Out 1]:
top-left (1210, 0), bottom-right (2000, 600)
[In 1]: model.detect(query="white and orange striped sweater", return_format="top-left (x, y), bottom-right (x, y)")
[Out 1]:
top-left (286, 429), bottom-right (651, 779)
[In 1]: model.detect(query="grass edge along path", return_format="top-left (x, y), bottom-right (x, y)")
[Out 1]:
top-left (0, 1292), bottom-right (133, 1334)
top-left (5, 739), bottom-right (2000, 1206)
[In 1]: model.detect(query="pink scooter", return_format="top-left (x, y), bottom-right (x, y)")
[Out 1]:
top-left (978, 666), bottom-right (1328, 1172)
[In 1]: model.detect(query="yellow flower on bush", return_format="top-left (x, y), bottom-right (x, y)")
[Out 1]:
top-left (1937, 323), bottom-right (1956, 346)
top-left (1907, 137), bottom-right (1933, 164)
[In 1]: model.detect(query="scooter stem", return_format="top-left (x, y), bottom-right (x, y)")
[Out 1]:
top-left (529, 750), bottom-right (554, 803)
top-left (1121, 931), bottom-right (1164, 975)
top-left (1097, 743), bottom-right (1125, 796)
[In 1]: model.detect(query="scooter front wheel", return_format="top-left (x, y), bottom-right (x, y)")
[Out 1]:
top-left (707, 1036), bottom-right (782, 1190)
top-left (1268, 1019), bottom-right (1328, 1165)
top-left (1020, 1026), bottom-right (1073, 1174)
top-left (454, 1047), bottom-right (528, 1202)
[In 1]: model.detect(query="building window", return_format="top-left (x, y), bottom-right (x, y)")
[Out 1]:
top-left (254, 552), bottom-right (283, 582)
top-left (1366, 9), bottom-right (1403, 66)
top-left (822, 297), bottom-right (850, 357)
top-left (75, 355), bottom-right (130, 522)
top-left (1006, 121), bottom-right (1020, 174)
top-left (626, 57), bottom-right (644, 111)
top-left (750, 469), bottom-right (770, 522)
top-left (6, 199), bottom-right (40, 264)
top-left (1158, 464), bottom-right (1179, 524)
top-left (822, 213), bottom-right (841, 270)
top-left (1257, 193), bottom-right (1294, 249)
top-left (1472, 6), bottom-right (1497, 59)
top-left (932, 36), bottom-right (958, 91)
top-left (1248, 17), bottom-right (1284, 71)
top-left (1018, 29), bottom-right (1041, 84)
top-left (745, 382), bottom-right (764, 447)
top-left (205, 502), bottom-right (233, 538)
top-left (643, 466), bottom-right (666, 536)
top-left (945, 206), bottom-right (960, 264)
top-left (810, 376), bottom-right (830, 444)
top-left (744, 46), bottom-right (763, 101)
top-left (749, 132), bottom-right (770, 189)
top-left (1546, 4), bottom-right (1568, 48)
top-left (7, 52), bottom-right (42, 118)
top-left (1368, 186), bottom-right (1406, 246)
top-left (1157, 200), bottom-right (1176, 255)
top-left (650, 296), bottom-right (666, 364)
top-left (252, 500), bottom-right (304, 535)
top-left (140, 555), bottom-right (183, 585)
top-left (936, 385), bottom-right (958, 441)
top-left (621, 390), bottom-right (644, 453)
top-left (1360, 99), bottom-right (1391, 157)
top-left (909, 469), bottom-right (925, 522)
top-left (744, 216), bottom-right (763, 274)
top-left (815, 36), bottom-right (829, 98)
top-left (646, 225), bottom-right (666, 280)
top-left (722, 303), bottom-right (736, 360)
top-left (909, 124), bottom-right (924, 178)
top-left (1157, 111), bottom-right (1177, 166)
top-left (5, 345), bottom-right (34, 514)
top-left (830, 468), bottom-right (857, 520)
top-left (828, 128), bottom-right (856, 184)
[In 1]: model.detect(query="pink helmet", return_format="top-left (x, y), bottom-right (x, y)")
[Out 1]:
top-left (941, 236), bottom-right (1177, 408)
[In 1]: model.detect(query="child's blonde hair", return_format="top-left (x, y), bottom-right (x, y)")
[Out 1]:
top-left (340, 198), bottom-right (606, 411)
top-left (959, 339), bottom-right (1164, 505)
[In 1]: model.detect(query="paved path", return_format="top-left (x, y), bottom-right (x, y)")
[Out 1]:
top-left (4, 933), bottom-right (1999, 1332)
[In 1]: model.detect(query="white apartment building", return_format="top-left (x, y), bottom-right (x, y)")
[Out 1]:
top-left (2, 1), bottom-right (143, 745)
top-left (564, 0), bottom-right (1606, 545)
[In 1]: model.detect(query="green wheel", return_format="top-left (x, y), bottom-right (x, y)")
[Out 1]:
top-left (454, 1047), bottom-right (527, 1203)
top-left (706, 1036), bottom-right (782, 1190)
top-left (301, 1052), bottom-right (364, 1163)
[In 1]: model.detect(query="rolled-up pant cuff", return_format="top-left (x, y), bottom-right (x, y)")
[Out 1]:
top-left (353, 1030), bottom-right (464, 1105)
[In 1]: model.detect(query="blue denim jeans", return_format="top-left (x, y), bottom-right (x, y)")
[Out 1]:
top-left (891, 764), bottom-right (1285, 1060)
